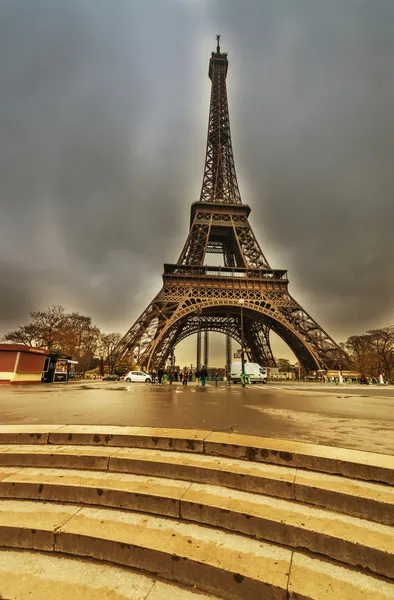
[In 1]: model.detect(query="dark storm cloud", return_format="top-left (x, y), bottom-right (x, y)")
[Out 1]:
top-left (209, 0), bottom-right (394, 338)
top-left (0, 0), bottom-right (393, 342)
top-left (0, 0), bottom-right (207, 330)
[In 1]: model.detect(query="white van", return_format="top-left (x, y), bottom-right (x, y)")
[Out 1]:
top-left (231, 362), bottom-right (268, 384)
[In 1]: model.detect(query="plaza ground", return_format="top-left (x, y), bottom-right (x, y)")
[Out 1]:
top-left (0, 380), bottom-right (393, 454)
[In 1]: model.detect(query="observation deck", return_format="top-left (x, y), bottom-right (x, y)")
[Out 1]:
top-left (163, 264), bottom-right (289, 291)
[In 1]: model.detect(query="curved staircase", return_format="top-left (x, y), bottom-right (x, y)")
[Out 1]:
top-left (0, 425), bottom-right (392, 599)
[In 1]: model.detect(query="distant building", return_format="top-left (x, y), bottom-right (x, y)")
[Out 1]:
top-left (0, 344), bottom-right (48, 384)
top-left (0, 344), bottom-right (77, 384)
top-left (268, 367), bottom-right (296, 380)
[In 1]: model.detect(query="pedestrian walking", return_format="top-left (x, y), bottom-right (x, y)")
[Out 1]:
top-left (151, 370), bottom-right (156, 384)
top-left (182, 368), bottom-right (188, 386)
top-left (200, 365), bottom-right (208, 386)
top-left (158, 368), bottom-right (164, 385)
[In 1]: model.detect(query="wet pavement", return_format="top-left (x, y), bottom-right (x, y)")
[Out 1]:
top-left (0, 381), bottom-right (393, 454)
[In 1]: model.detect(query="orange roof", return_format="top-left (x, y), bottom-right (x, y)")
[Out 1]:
top-left (0, 344), bottom-right (48, 355)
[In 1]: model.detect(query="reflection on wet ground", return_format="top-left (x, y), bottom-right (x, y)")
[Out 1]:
top-left (0, 381), bottom-right (393, 453)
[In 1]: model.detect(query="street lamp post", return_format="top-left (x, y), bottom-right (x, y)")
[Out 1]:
top-left (169, 348), bottom-right (175, 384)
top-left (239, 299), bottom-right (246, 387)
top-left (196, 309), bottom-right (202, 374)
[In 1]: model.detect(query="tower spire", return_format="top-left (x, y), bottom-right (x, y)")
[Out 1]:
top-left (199, 38), bottom-right (242, 204)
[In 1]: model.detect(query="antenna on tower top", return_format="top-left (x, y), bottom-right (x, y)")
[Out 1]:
top-left (216, 34), bottom-right (221, 53)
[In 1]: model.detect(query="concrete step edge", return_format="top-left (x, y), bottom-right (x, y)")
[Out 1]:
top-left (0, 547), bottom-right (219, 599)
top-left (0, 425), bottom-right (392, 484)
top-left (0, 499), bottom-right (392, 600)
top-left (0, 474), bottom-right (392, 578)
top-left (0, 446), bottom-right (392, 525)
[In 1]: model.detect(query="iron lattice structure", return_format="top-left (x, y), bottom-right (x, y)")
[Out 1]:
top-left (120, 37), bottom-right (349, 373)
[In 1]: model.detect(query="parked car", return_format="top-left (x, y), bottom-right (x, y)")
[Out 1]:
top-left (102, 374), bottom-right (120, 381)
top-left (124, 370), bottom-right (152, 383)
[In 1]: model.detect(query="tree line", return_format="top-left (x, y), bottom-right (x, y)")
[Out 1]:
top-left (1, 305), bottom-right (131, 375)
top-left (2, 305), bottom-right (393, 379)
top-left (342, 327), bottom-right (394, 380)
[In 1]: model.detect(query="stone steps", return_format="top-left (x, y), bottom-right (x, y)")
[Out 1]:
top-left (0, 548), bottom-right (219, 599)
top-left (0, 499), bottom-right (392, 600)
top-left (0, 466), bottom-right (392, 578)
top-left (0, 426), bottom-right (391, 599)
top-left (0, 425), bottom-right (393, 483)
top-left (0, 444), bottom-right (392, 525)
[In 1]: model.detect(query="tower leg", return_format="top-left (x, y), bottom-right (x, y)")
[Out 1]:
top-left (204, 330), bottom-right (209, 367)
top-left (247, 322), bottom-right (276, 367)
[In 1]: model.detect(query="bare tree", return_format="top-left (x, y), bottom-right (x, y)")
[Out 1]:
top-left (367, 327), bottom-right (394, 379)
top-left (3, 305), bottom-right (67, 350)
top-left (97, 332), bottom-right (123, 374)
top-left (2, 306), bottom-right (101, 375)
top-left (344, 335), bottom-right (376, 376)
top-left (2, 322), bottom-right (39, 347)
top-left (58, 313), bottom-right (100, 375)
top-left (344, 327), bottom-right (394, 379)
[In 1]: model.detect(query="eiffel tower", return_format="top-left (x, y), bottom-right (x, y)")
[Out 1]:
top-left (120, 36), bottom-right (349, 373)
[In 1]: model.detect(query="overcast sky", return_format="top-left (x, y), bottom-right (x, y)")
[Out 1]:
top-left (1, 0), bottom-right (393, 365)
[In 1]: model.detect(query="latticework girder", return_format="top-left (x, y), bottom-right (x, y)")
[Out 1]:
top-left (177, 210), bottom-right (270, 269)
top-left (199, 39), bottom-right (241, 204)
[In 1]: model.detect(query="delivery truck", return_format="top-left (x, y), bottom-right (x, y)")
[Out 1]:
top-left (231, 362), bottom-right (268, 384)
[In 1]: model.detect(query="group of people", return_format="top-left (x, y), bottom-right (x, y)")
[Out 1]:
top-left (149, 366), bottom-right (209, 386)
top-left (149, 368), bottom-right (165, 385)
top-left (180, 365), bottom-right (208, 386)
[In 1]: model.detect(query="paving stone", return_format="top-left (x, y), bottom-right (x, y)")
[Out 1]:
top-left (0, 467), bottom-right (23, 481)
top-left (148, 581), bottom-right (220, 599)
top-left (0, 425), bottom-right (66, 445)
top-left (0, 444), bottom-right (118, 470)
top-left (288, 551), bottom-right (394, 599)
top-left (0, 499), bottom-right (80, 551)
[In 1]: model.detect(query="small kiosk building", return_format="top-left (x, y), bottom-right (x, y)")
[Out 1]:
top-left (0, 344), bottom-right (48, 384)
